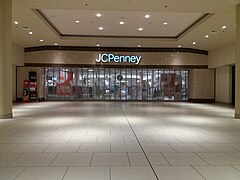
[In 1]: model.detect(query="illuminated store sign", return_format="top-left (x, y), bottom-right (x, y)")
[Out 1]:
top-left (96, 53), bottom-right (141, 65)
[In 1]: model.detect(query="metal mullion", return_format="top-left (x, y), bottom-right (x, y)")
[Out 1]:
top-left (135, 69), bottom-right (137, 100)
top-left (125, 69), bottom-right (128, 101)
top-left (141, 69), bottom-right (143, 101)
top-left (131, 68), bottom-right (132, 100)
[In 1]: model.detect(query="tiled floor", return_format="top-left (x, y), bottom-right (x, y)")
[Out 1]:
top-left (0, 101), bottom-right (240, 179)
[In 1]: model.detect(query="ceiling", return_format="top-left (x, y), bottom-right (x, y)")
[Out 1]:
top-left (12, 0), bottom-right (240, 51)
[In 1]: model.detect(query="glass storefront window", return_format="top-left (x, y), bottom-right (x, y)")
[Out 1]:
top-left (45, 67), bottom-right (189, 101)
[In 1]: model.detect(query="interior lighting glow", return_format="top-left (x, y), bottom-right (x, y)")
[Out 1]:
top-left (145, 14), bottom-right (150, 19)
top-left (96, 13), bottom-right (102, 17)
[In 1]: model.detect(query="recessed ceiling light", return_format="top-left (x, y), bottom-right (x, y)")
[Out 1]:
top-left (29, 31), bottom-right (33, 35)
top-left (75, 20), bottom-right (80, 23)
top-left (178, 45), bottom-right (181, 47)
top-left (138, 27), bottom-right (143, 31)
top-left (120, 21), bottom-right (125, 25)
top-left (193, 41), bottom-right (196, 45)
top-left (54, 43), bottom-right (58, 46)
top-left (96, 13), bottom-right (102, 17)
top-left (145, 14), bottom-right (150, 19)
top-left (163, 22), bottom-right (168, 25)
top-left (205, 35), bottom-right (209, 38)
top-left (39, 39), bottom-right (43, 42)
top-left (222, 25), bottom-right (226, 29)
top-left (138, 44), bottom-right (141, 47)
top-left (97, 44), bottom-right (100, 47)
top-left (14, 21), bottom-right (19, 25)
top-left (98, 27), bottom-right (104, 30)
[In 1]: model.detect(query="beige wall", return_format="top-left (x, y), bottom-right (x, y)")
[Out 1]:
top-left (13, 44), bottom-right (24, 66)
top-left (12, 44), bottom-right (24, 101)
top-left (189, 69), bottom-right (215, 100)
top-left (25, 50), bottom-right (208, 66)
top-left (208, 42), bottom-right (236, 68)
top-left (216, 66), bottom-right (231, 103)
top-left (17, 67), bottom-right (45, 99)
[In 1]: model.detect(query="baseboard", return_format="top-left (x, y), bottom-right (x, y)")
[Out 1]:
top-left (189, 99), bottom-right (215, 103)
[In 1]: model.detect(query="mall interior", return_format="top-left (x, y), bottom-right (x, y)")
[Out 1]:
top-left (1, 0), bottom-right (240, 179)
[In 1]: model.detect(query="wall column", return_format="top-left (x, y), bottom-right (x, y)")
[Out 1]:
top-left (0, 0), bottom-right (13, 118)
top-left (236, 4), bottom-right (240, 118)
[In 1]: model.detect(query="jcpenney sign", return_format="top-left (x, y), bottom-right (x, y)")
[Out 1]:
top-left (96, 53), bottom-right (141, 65)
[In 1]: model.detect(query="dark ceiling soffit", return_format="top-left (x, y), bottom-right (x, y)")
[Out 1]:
top-left (176, 13), bottom-right (214, 39)
top-left (35, 9), bottom-right (212, 40)
top-left (34, 9), bottom-right (62, 37)
top-left (24, 63), bottom-right (209, 69)
top-left (25, 46), bottom-right (208, 55)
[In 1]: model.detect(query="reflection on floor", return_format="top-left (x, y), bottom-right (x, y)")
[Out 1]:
top-left (0, 102), bottom-right (240, 180)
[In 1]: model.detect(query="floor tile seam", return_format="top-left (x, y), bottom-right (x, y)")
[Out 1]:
top-left (48, 153), bottom-right (59, 167)
top-left (198, 142), bottom-right (239, 152)
top-left (89, 153), bottom-right (94, 166)
top-left (191, 165), bottom-right (207, 180)
top-left (4, 144), bottom-right (22, 154)
top-left (126, 153), bottom-right (131, 166)
top-left (225, 143), bottom-right (240, 151)
top-left (193, 152), bottom-right (211, 166)
top-left (12, 166), bottom-right (27, 180)
top-left (109, 166), bottom-right (111, 180)
top-left (159, 152), bottom-right (171, 166)
top-left (76, 143), bottom-right (82, 153)
top-left (231, 165), bottom-right (240, 172)
top-left (227, 152), bottom-right (240, 161)
top-left (7, 153), bottom-right (24, 167)
top-left (61, 166), bottom-right (70, 180)
top-left (166, 143), bottom-right (178, 153)
top-left (196, 143), bottom-right (211, 152)
top-left (41, 143), bottom-right (53, 153)
top-left (118, 103), bottom-right (159, 180)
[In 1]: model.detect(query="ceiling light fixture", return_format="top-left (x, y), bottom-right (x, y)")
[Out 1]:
top-left (222, 25), bottom-right (226, 29)
top-left (14, 21), bottom-right (19, 25)
top-left (98, 27), bottom-right (104, 30)
top-left (193, 41), bottom-right (196, 45)
top-left (178, 45), bottom-right (181, 47)
top-left (205, 35), bottom-right (209, 38)
top-left (39, 39), bottom-right (43, 42)
top-left (145, 14), bottom-right (150, 19)
top-left (75, 20), bottom-right (80, 23)
top-left (138, 44), bottom-right (141, 47)
top-left (138, 27), bottom-right (143, 31)
top-left (163, 22), bottom-right (168, 25)
top-left (29, 31), bottom-right (33, 35)
top-left (120, 21), bottom-right (125, 25)
top-left (96, 13), bottom-right (102, 17)
top-left (97, 44), bottom-right (100, 47)
top-left (54, 43), bottom-right (58, 46)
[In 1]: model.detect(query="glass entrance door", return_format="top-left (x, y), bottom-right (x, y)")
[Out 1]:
top-left (45, 67), bottom-right (188, 101)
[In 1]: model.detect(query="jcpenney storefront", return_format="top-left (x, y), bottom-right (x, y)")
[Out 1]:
top-left (17, 46), bottom-right (214, 102)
